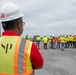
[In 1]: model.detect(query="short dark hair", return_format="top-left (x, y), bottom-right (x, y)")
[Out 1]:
top-left (2, 17), bottom-right (21, 30)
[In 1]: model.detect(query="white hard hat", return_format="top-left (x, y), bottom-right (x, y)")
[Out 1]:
top-left (61, 34), bottom-right (63, 35)
top-left (0, 2), bottom-right (24, 22)
top-left (61, 34), bottom-right (64, 36)
top-left (52, 35), bottom-right (54, 37)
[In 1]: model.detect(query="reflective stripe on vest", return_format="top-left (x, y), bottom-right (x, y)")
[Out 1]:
top-left (0, 36), bottom-right (34, 75)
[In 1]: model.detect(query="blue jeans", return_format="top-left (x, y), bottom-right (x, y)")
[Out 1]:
top-left (61, 43), bottom-right (65, 49)
top-left (52, 42), bottom-right (56, 49)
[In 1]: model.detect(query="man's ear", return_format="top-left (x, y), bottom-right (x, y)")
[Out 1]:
top-left (17, 21), bottom-right (21, 30)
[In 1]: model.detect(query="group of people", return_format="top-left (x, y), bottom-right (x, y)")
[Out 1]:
top-left (33, 34), bottom-right (76, 51)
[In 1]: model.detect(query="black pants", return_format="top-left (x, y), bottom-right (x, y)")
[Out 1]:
top-left (75, 42), bottom-right (76, 48)
top-left (44, 43), bottom-right (47, 49)
top-left (68, 41), bottom-right (73, 47)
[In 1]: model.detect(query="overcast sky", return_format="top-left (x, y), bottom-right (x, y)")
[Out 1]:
top-left (0, 0), bottom-right (76, 37)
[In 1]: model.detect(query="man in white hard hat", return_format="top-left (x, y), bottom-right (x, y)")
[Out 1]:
top-left (60, 34), bottom-right (65, 51)
top-left (0, 2), bottom-right (44, 75)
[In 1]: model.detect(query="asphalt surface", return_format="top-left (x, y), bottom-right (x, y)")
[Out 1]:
top-left (35, 42), bottom-right (76, 75)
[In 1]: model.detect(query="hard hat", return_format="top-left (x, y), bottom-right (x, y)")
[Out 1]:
top-left (52, 35), bottom-right (54, 37)
top-left (61, 34), bottom-right (64, 36)
top-left (61, 34), bottom-right (63, 35)
top-left (0, 2), bottom-right (24, 22)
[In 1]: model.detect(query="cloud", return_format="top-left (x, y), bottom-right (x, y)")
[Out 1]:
top-left (0, 0), bottom-right (76, 37)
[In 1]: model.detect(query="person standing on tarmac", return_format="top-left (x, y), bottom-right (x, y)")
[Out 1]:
top-left (51, 35), bottom-right (56, 49)
top-left (49, 35), bottom-right (52, 48)
top-left (56, 36), bottom-right (60, 49)
top-left (74, 35), bottom-right (76, 48)
top-left (68, 35), bottom-right (73, 48)
top-left (0, 3), bottom-right (44, 75)
top-left (60, 34), bottom-right (65, 51)
top-left (42, 36), bottom-right (48, 49)
top-left (36, 35), bottom-right (41, 49)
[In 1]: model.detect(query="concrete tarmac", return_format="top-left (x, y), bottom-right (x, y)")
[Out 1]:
top-left (35, 47), bottom-right (76, 75)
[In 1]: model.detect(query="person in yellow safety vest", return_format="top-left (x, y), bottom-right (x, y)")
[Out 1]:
top-left (73, 35), bottom-right (76, 48)
top-left (24, 35), bottom-right (28, 39)
top-left (42, 36), bottom-right (48, 49)
top-left (0, 2), bottom-right (44, 75)
top-left (60, 34), bottom-right (65, 51)
top-left (68, 35), bottom-right (73, 48)
top-left (36, 35), bottom-right (41, 49)
top-left (72, 36), bottom-right (75, 48)
top-left (24, 35), bottom-right (31, 40)
top-left (74, 35), bottom-right (76, 48)
top-left (49, 35), bottom-right (52, 48)
top-left (64, 35), bottom-right (68, 48)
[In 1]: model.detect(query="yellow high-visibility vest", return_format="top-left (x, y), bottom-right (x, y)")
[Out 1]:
top-left (60, 36), bottom-right (65, 43)
top-left (0, 36), bottom-right (34, 75)
top-left (36, 36), bottom-right (40, 41)
top-left (68, 35), bottom-right (73, 41)
top-left (43, 37), bottom-right (48, 43)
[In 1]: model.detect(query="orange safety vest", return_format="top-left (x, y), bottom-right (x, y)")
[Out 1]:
top-left (0, 36), bottom-right (34, 75)
top-left (57, 37), bottom-right (60, 42)
top-left (74, 36), bottom-right (76, 41)
top-left (52, 38), bottom-right (56, 43)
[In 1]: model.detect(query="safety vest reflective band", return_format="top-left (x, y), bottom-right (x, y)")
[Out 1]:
top-left (0, 36), bottom-right (34, 75)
